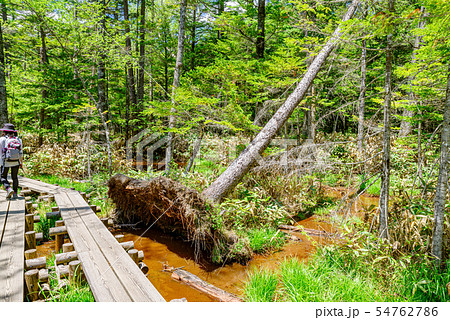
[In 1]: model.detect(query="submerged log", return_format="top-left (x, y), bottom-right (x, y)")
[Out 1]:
top-left (171, 268), bottom-right (242, 302)
top-left (108, 174), bottom-right (252, 262)
top-left (278, 224), bottom-right (343, 239)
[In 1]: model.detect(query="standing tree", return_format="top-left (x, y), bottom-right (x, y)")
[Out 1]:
top-left (379, 0), bottom-right (395, 239)
top-left (137, 0), bottom-right (146, 106)
top-left (165, 0), bottom-right (188, 174)
top-left (432, 63), bottom-right (450, 263)
top-left (256, 0), bottom-right (265, 59)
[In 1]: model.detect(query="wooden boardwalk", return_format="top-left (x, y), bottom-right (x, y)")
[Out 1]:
top-left (18, 176), bottom-right (165, 302)
top-left (0, 192), bottom-right (26, 302)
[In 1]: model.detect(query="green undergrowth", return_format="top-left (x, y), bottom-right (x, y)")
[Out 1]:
top-left (40, 254), bottom-right (95, 302)
top-left (244, 242), bottom-right (450, 302)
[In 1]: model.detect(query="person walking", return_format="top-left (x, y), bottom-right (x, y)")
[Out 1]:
top-left (0, 123), bottom-right (23, 199)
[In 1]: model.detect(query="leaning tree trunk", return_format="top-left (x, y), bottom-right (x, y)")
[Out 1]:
top-left (431, 62), bottom-right (450, 263)
top-left (165, 0), bottom-right (188, 174)
top-left (379, 0), bottom-right (395, 239)
top-left (0, 17), bottom-right (7, 124)
top-left (201, 0), bottom-right (360, 203)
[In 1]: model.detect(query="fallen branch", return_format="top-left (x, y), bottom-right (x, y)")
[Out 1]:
top-left (278, 224), bottom-right (343, 239)
top-left (170, 268), bottom-right (242, 302)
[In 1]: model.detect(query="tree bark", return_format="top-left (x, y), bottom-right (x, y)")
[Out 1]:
top-left (256, 0), bottom-right (265, 59)
top-left (431, 62), bottom-right (450, 262)
top-left (0, 11), bottom-right (7, 124)
top-left (39, 26), bottom-right (49, 146)
top-left (123, 0), bottom-right (137, 109)
top-left (379, 0), bottom-right (395, 239)
top-left (190, 5), bottom-right (197, 70)
top-left (98, 0), bottom-right (112, 176)
top-left (399, 7), bottom-right (425, 138)
top-left (166, 0), bottom-right (188, 174)
top-left (357, 39), bottom-right (367, 155)
top-left (217, 0), bottom-right (224, 39)
top-left (137, 0), bottom-right (145, 105)
top-left (201, 0), bottom-right (361, 203)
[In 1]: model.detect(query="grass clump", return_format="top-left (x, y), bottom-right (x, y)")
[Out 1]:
top-left (244, 269), bottom-right (278, 302)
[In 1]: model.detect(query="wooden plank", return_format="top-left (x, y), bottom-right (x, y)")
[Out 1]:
top-left (68, 193), bottom-right (165, 302)
top-left (0, 198), bottom-right (25, 302)
top-left (18, 176), bottom-right (67, 194)
top-left (54, 192), bottom-right (132, 302)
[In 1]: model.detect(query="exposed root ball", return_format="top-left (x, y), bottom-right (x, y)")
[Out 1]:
top-left (107, 174), bottom-right (251, 263)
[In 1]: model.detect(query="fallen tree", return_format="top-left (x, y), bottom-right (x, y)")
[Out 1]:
top-left (201, 0), bottom-right (360, 203)
top-left (108, 174), bottom-right (252, 263)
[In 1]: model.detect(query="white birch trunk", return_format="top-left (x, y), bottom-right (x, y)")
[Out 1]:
top-left (431, 63), bottom-right (450, 262)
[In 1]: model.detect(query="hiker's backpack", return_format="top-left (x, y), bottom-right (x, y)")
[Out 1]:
top-left (3, 136), bottom-right (22, 162)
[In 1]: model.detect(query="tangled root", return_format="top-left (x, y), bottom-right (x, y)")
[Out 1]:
top-left (108, 174), bottom-right (251, 263)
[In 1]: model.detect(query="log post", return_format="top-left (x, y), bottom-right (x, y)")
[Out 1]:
top-left (39, 269), bottom-right (49, 283)
top-left (47, 195), bottom-right (55, 204)
top-left (46, 211), bottom-right (61, 219)
top-left (69, 260), bottom-right (82, 285)
top-left (55, 251), bottom-right (78, 265)
top-left (139, 261), bottom-right (149, 274)
top-left (80, 192), bottom-right (87, 201)
top-left (138, 250), bottom-right (144, 262)
top-left (89, 205), bottom-right (96, 212)
top-left (128, 249), bottom-right (139, 264)
top-left (25, 231), bottom-right (36, 250)
top-left (55, 220), bottom-right (65, 253)
top-left (100, 217), bottom-right (108, 227)
top-left (33, 215), bottom-right (41, 223)
top-left (115, 234), bottom-right (124, 243)
top-left (120, 241), bottom-right (134, 251)
top-left (39, 283), bottom-right (51, 300)
top-left (25, 201), bottom-right (33, 213)
top-left (25, 269), bottom-right (39, 302)
top-left (25, 214), bottom-right (35, 232)
top-left (36, 232), bottom-right (43, 243)
top-left (62, 243), bottom-right (74, 253)
top-left (51, 206), bottom-right (59, 212)
top-left (25, 257), bottom-right (47, 270)
top-left (24, 249), bottom-right (37, 260)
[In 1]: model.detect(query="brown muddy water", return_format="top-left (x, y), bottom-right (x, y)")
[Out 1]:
top-left (36, 188), bottom-right (379, 302)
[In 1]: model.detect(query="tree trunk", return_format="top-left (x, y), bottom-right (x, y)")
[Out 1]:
top-left (399, 7), bottom-right (425, 138)
top-left (256, 0), bottom-right (265, 59)
top-left (123, 0), bottom-right (137, 109)
top-left (201, 0), bottom-right (361, 203)
top-left (190, 5), bottom-right (197, 70)
top-left (431, 62), bottom-right (450, 263)
top-left (217, 0), bottom-right (224, 39)
top-left (39, 26), bottom-right (49, 146)
top-left (165, 0), bottom-right (188, 174)
top-left (98, 0), bottom-right (112, 176)
top-left (357, 39), bottom-right (367, 155)
top-left (137, 0), bottom-right (145, 105)
top-left (379, 0), bottom-right (394, 239)
top-left (0, 13), bottom-right (7, 124)
top-left (185, 129), bottom-right (204, 174)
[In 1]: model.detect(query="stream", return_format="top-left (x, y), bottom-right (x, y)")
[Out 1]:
top-left (36, 188), bottom-right (379, 302)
